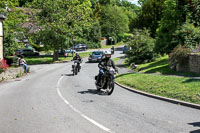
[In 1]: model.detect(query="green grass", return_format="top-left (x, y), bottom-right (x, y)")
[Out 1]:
top-left (101, 42), bottom-right (124, 49)
top-left (124, 55), bottom-right (200, 77)
top-left (115, 73), bottom-right (200, 104)
top-left (113, 57), bottom-right (121, 64)
top-left (113, 57), bottom-right (123, 69)
top-left (25, 52), bottom-right (91, 65)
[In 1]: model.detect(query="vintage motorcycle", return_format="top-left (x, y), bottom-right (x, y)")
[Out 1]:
top-left (72, 60), bottom-right (81, 76)
top-left (111, 47), bottom-right (114, 55)
top-left (95, 66), bottom-right (116, 95)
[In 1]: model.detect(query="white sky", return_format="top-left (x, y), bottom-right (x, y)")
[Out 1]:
top-left (127, 0), bottom-right (139, 6)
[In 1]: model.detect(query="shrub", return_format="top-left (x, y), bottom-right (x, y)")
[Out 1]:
top-left (0, 59), bottom-right (9, 74)
top-left (169, 45), bottom-right (191, 70)
top-left (4, 56), bottom-right (19, 66)
top-left (86, 42), bottom-right (101, 49)
top-left (172, 22), bottom-right (200, 51)
top-left (126, 29), bottom-right (157, 64)
top-left (118, 33), bottom-right (133, 42)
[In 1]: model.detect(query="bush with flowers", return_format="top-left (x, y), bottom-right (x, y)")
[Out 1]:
top-left (0, 59), bottom-right (9, 74)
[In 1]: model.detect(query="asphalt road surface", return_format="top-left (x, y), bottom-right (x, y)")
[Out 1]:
top-left (0, 49), bottom-right (200, 133)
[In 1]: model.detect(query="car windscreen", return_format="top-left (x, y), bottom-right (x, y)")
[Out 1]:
top-left (92, 51), bottom-right (102, 55)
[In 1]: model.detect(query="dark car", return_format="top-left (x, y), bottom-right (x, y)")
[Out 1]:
top-left (74, 44), bottom-right (88, 51)
top-left (88, 51), bottom-right (104, 62)
top-left (122, 45), bottom-right (131, 53)
top-left (16, 48), bottom-right (39, 57)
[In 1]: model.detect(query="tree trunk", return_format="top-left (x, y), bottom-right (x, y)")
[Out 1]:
top-left (53, 49), bottom-right (59, 61)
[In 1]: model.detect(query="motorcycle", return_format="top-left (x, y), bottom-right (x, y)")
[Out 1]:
top-left (95, 66), bottom-right (116, 95)
top-left (111, 47), bottom-right (114, 55)
top-left (72, 60), bottom-right (81, 75)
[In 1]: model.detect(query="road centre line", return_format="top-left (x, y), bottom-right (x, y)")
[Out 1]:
top-left (56, 62), bottom-right (114, 133)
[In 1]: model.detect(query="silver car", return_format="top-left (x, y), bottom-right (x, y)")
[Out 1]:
top-left (88, 51), bottom-right (104, 62)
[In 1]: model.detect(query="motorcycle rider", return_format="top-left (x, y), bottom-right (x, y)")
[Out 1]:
top-left (72, 53), bottom-right (82, 71)
top-left (111, 46), bottom-right (114, 54)
top-left (96, 50), bottom-right (118, 86)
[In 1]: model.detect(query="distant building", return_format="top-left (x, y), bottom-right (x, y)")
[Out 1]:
top-left (100, 37), bottom-right (107, 46)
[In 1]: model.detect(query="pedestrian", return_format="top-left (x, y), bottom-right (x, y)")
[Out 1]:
top-left (64, 51), bottom-right (67, 58)
top-left (19, 55), bottom-right (28, 73)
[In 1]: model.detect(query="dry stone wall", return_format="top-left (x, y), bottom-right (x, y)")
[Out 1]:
top-left (176, 53), bottom-right (200, 73)
top-left (0, 67), bottom-right (24, 81)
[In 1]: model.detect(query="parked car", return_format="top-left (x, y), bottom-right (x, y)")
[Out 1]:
top-left (74, 44), bottom-right (88, 51)
top-left (65, 49), bottom-right (76, 54)
top-left (122, 45), bottom-right (131, 53)
top-left (88, 51), bottom-right (104, 62)
top-left (16, 48), bottom-right (39, 57)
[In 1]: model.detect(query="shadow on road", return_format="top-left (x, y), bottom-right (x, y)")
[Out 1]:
top-left (61, 74), bottom-right (74, 76)
top-left (85, 61), bottom-right (99, 64)
top-left (78, 89), bottom-right (108, 96)
top-left (190, 130), bottom-right (200, 133)
top-left (188, 122), bottom-right (200, 133)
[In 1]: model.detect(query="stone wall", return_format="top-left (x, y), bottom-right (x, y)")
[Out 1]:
top-left (176, 53), bottom-right (200, 73)
top-left (0, 67), bottom-right (24, 81)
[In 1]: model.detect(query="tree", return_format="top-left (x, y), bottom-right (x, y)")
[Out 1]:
top-left (88, 19), bottom-right (101, 43)
top-left (18, 0), bottom-right (33, 7)
top-left (187, 0), bottom-right (200, 26)
top-left (33, 0), bottom-right (93, 61)
top-left (98, 0), bottom-right (116, 5)
top-left (100, 5), bottom-right (129, 42)
top-left (0, 0), bottom-right (29, 56)
top-left (0, 0), bottom-right (19, 8)
top-left (138, 0), bottom-right (147, 5)
top-left (132, 0), bottom-right (165, 37)
top-left (120, 0), bottom-right (140, 32)
top-left (155, 0), bottom-right (186, 54)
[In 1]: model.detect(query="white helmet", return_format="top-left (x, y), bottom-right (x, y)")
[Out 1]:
top-left (104, 50), bottom-right (111, 58)
top-left (104, 50), bottom-right (111, 55)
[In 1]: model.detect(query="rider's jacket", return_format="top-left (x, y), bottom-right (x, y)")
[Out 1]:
top-left (73, 55), bottom-right (82, 62)
top-left (98, 58), bottom-right (117, 70)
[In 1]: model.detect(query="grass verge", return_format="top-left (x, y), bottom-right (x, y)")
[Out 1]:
top-left (113, 57), bottom-right (123, 69)
top-left (115, 73), bottom-right (200, 104)
top-left (124, 55), bottom-right (200, 77)
top-left (101, 42), bottom-right (124, 49)
top-left (113, 57), bottom-right (121, 64)
top-left (25, 52), bottom-right (91, 65)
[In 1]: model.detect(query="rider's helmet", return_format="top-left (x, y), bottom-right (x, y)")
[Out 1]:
top-left (76, 53), bottom-right (79, 56)
top-left (104, 50), bottom-right (111, 59)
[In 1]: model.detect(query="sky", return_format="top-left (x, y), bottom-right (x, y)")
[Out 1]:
top-left (127, 0), bottom-right (139, 6)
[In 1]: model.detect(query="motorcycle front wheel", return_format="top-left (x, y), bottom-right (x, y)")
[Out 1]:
top-left (75, 67), bottom-right (78, 75)
top-left (72, 67), bottom-right (75, 76)
top-left (106, 78), bottom-right (114, 95)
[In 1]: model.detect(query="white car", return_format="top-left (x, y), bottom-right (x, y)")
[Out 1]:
top-left (65, 49), bottom-right (76, 54)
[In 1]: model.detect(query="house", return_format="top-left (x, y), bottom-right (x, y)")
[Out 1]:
top-left (0, 14), bottom-right (6, 59)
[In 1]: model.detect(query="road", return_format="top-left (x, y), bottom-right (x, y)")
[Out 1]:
top-left (0, 48), bottom-right (200, 133)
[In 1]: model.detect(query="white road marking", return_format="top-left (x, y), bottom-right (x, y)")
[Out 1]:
top-left (56, 75), bottom-right (114, 133)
